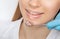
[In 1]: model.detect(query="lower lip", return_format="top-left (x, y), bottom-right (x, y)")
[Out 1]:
top-left (25, 9), bottom-right (44, 19)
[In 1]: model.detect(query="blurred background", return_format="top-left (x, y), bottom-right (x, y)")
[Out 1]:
top-left (0, 0), bottom-right (21, 22)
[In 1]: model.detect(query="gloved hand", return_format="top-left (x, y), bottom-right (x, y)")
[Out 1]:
top-left (46, 12), bottom-right (60, 30)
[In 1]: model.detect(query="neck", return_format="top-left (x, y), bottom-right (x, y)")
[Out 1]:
top-left (19, 22), bottom-right (50, 39)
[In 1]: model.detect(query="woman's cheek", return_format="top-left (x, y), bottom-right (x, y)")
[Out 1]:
top-left (42, 0), bottom-right (59, 10)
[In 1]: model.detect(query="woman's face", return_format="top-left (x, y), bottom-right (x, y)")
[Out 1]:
top-left (19, 0), bottom-right (60, 26)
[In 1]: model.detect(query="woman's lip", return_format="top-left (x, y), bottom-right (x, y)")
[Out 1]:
top-left (25, 9), bottom-right (44, 19)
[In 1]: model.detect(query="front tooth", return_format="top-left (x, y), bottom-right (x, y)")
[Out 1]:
top-left (30, 11), bottom-right (38, 14)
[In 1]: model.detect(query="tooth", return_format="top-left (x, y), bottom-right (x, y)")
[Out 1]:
top-left (30, 11), bottom-right (38, 15)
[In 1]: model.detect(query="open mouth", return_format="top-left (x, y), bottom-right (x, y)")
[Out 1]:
top-left (25, 9), bottom-right (44, 19)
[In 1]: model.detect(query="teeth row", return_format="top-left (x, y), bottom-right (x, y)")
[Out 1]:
top-left (30, 11), bottom-right (40, 15)
top-left (26, 9), bottom-right (42, 15)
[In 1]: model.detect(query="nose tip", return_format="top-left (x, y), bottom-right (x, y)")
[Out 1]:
top-left (28, 0), bottom-right (40, 8)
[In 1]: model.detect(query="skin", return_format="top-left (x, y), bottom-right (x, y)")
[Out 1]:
top-left (19, 0), bottom-right (60, 39)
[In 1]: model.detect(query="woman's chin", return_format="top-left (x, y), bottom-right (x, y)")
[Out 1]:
top-left (24, 19), bottom-right (46, 27)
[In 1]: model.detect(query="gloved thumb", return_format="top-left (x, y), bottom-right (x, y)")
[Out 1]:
top-left (46, 19), bottom-right (60, 29)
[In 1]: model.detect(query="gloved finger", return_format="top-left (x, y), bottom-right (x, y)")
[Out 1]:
top-left (55, 26), bottom-right (60, 31)
top-left (46, 19), bottom-right (60, 29)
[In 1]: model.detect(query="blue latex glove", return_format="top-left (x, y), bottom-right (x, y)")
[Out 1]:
top-left (46, 12), bottom-right (60, 30)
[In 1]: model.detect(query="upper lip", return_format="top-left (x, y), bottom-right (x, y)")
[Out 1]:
top-left (25, 9), bottom-right (44, 15)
